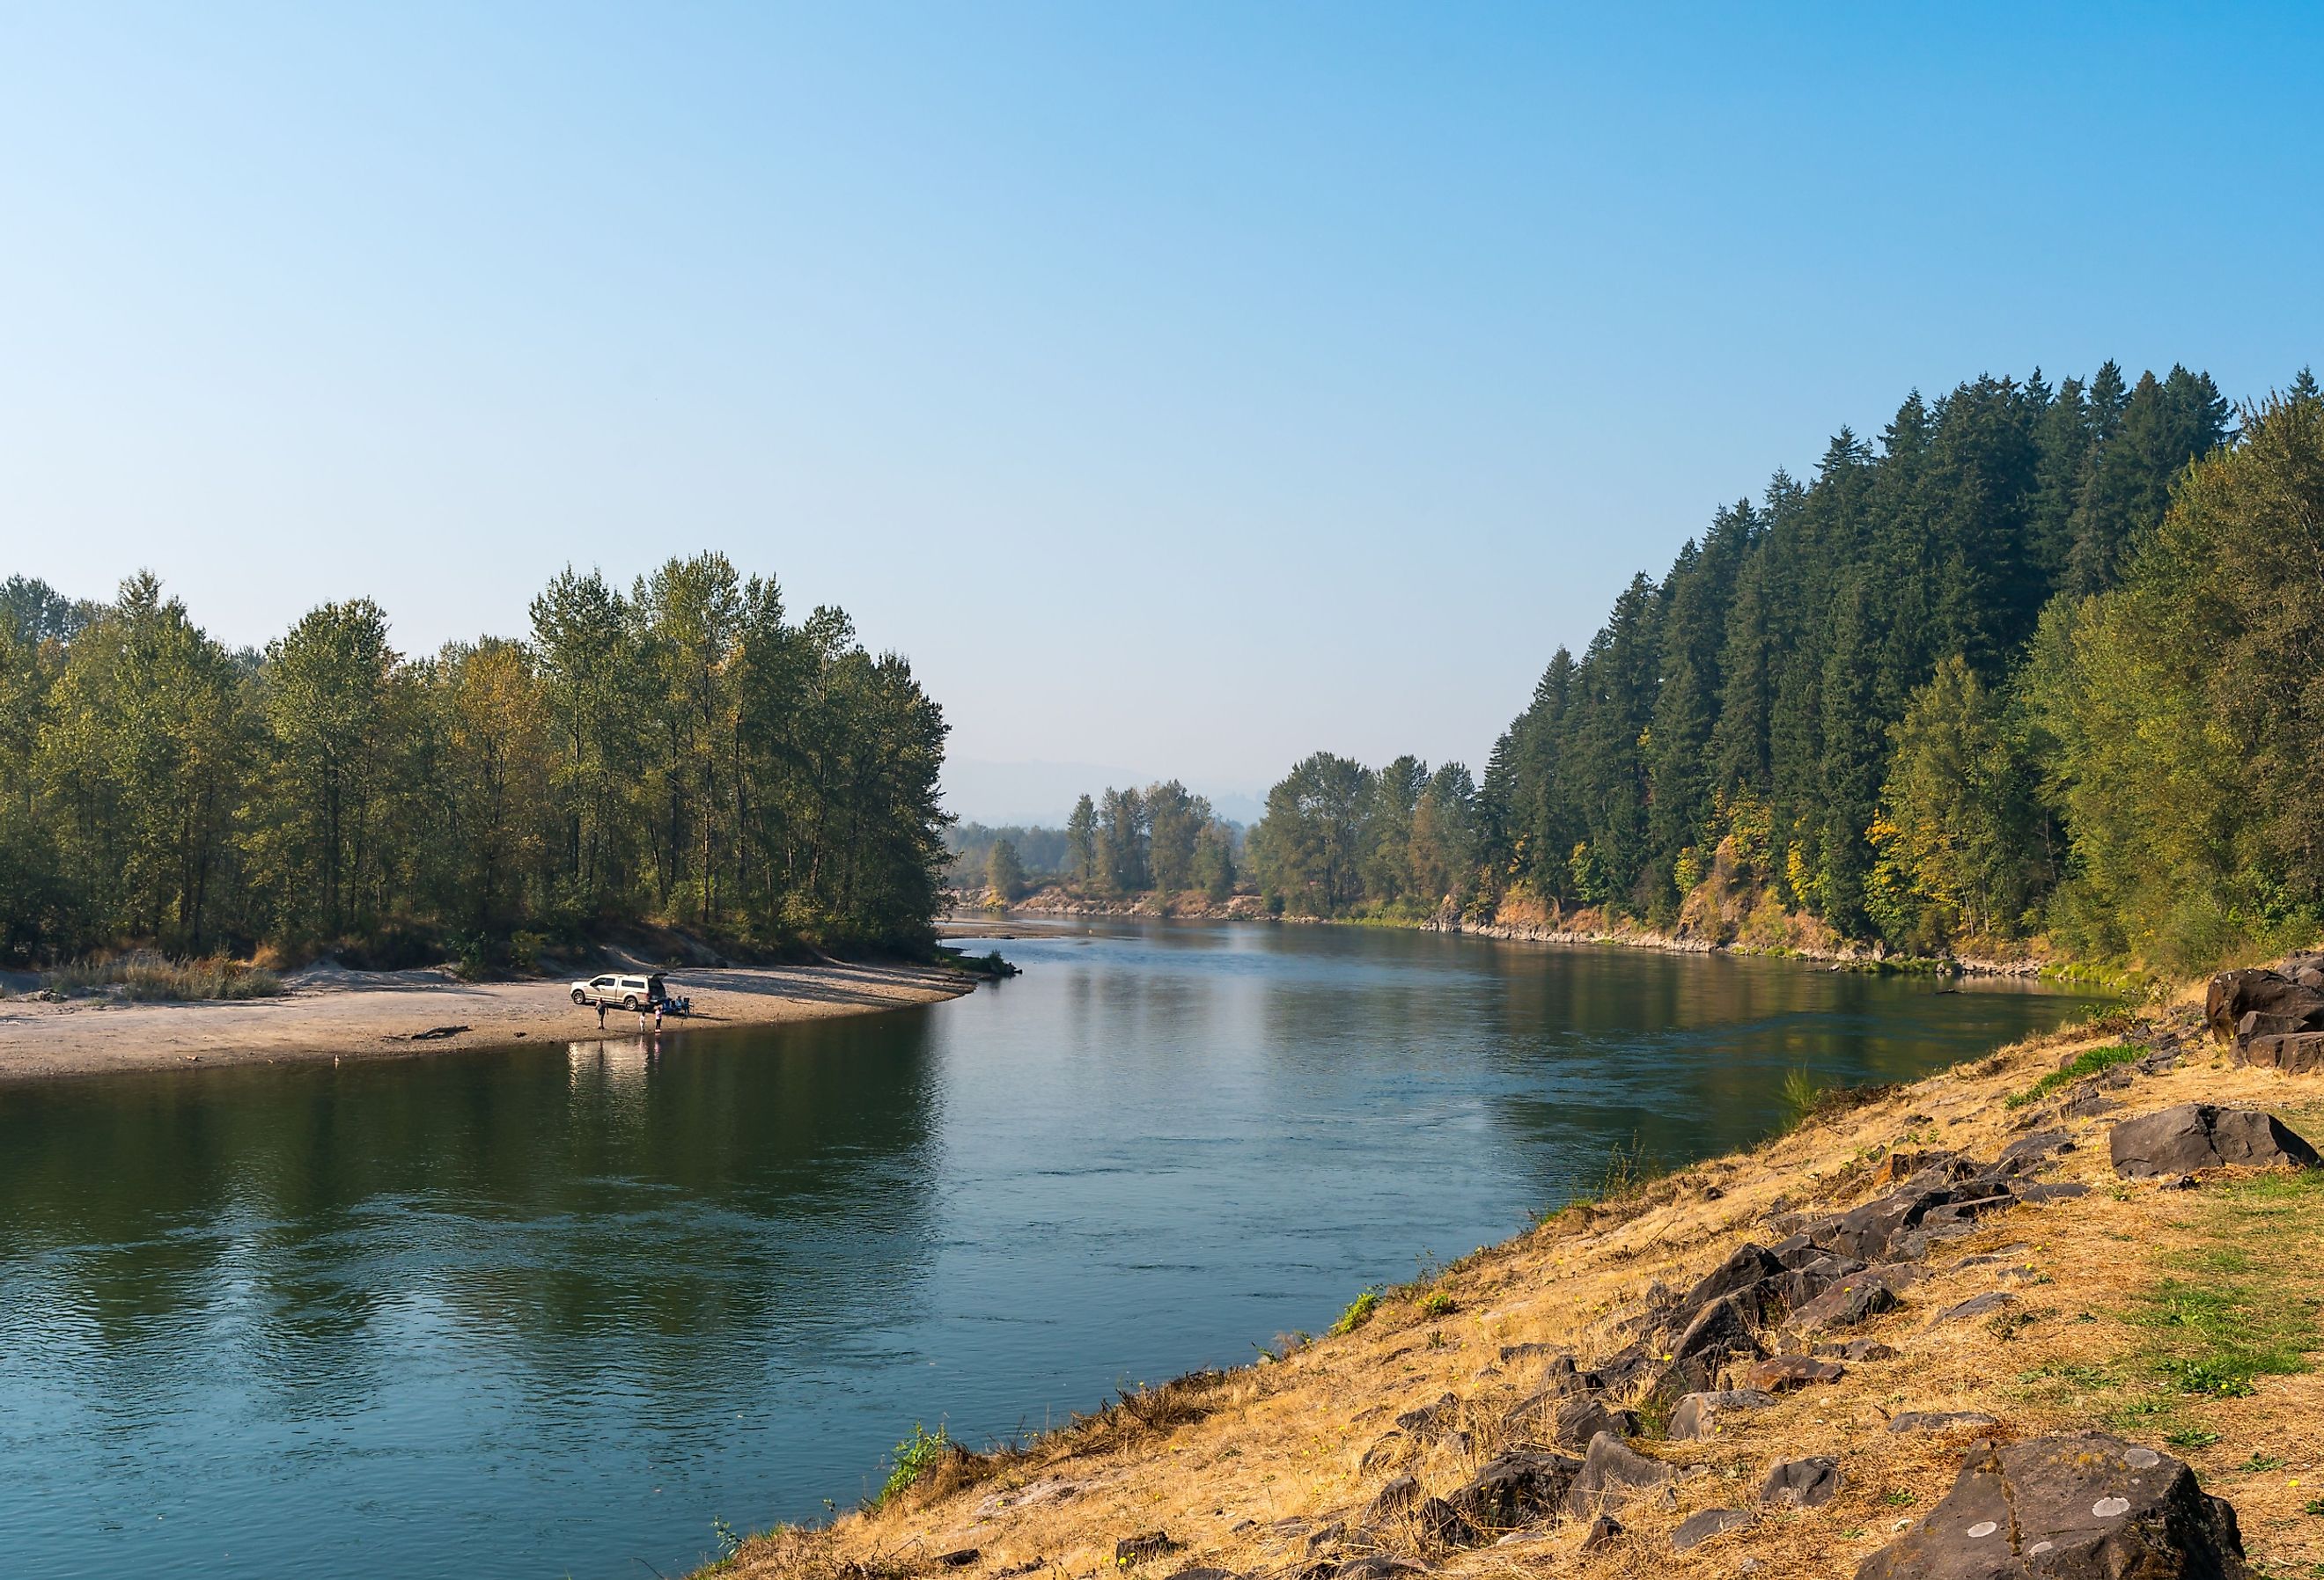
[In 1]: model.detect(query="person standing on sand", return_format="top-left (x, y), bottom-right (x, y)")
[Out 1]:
top-left (596, 1001), bottom-right (606, 1030)
top-left (653, 1000), bottom-right (664, 1033)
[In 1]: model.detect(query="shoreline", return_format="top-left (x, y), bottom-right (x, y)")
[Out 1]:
top-left (0, 959), bottom-right (974, 1084)
top-left (962, 896), bottom-right (2121, 985)
top-left (711, 971), bottom-right (2324, 1580)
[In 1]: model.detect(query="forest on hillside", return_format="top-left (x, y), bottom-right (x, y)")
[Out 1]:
top-left (0, 554), bottom-right (951, 966)
top-left (1241, 365), bottom-right (2324, 973)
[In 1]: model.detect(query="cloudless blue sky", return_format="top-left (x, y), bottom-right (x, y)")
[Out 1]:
top-left (3, 4), bottom-right (2320, 820)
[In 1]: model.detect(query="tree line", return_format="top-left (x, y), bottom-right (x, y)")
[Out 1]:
top-left (1246, 364), bottom-right (2324, 972)
top-left (0, 553), bottom-right (951, 966)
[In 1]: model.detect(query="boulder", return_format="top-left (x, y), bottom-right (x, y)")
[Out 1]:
top-left (1887, 1410), bottom-right (1999, 1435)
top-left (1445, 1450), bottom-right (1582, 1532)
top-left (2240, 1033), bottom-right (2324, 1075)
top-left (2109, 1103), bottom-right (2321, 1178)
top-left (1821, 1339), bottom-right (1900, 1363)
top-left (1551, 1398), bottom-right (1642, 1451)
top-left (2207, 967), bottom-right (2324, 1039)
top-left (1578, 1513), bottom-right (1623, 1552)
top-left (1786, 1270), bottom-right (1901, 1332)
top-left (1854, 1433), bottom-right (2248, 1579)
top-left (1666, 1295), bottom-right (1767, 1391)
top-left (1997, 1130), bottom-right (2075, 1172)
top-left (1678, 1243), bottom-right (1788, 1312)
top-left (1332, 1560), bottom-right (1424, 1580)
top-left (1362, 1477), bottom-right (1421, 1525)
top-left (1760, 1455), bottom-right (1843, 1509)
top-left (1115, 1533), bottom-right (1182, 1568)
top-left (1561, 1431), bottom-right (1676, 1519)
top-left (1394, 1393), bottom-right (1460, 1437)
top-left (1667, 1388), bottom-right (1778, 1441)
top-left (1671, 1507), bottom-right (1753, 1551)
top-left (1930, 1291), bottom-right (2013, 1326)
top-left (1742, 1355), bottom-right (1845, 1393)
top-left (1408, 1496), bottom-right (1479, 1549)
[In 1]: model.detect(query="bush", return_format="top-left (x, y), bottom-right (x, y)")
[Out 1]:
top-left (2009, 1044), bottom-right (2143, 1108)
top-left (877, 1423), bottom-right (950, 1507)
top-left (1328, 1290), bottom-right (1379, 1336)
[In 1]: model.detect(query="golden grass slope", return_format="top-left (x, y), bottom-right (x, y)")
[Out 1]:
top-left (709, 989), bottom-right (2324, 1580)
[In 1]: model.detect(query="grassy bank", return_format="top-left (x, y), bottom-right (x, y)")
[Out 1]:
top-left (699, 969), bottom-right (2324, 1580)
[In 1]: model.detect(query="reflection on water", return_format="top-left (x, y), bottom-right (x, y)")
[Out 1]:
top-left (0, 922), bottom-right (2096, 1580)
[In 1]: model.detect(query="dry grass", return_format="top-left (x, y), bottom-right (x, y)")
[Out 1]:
top-left (707, 991), bottom-right (2324, 1580)
top-left (42, 950), bottom-right (283, 1001)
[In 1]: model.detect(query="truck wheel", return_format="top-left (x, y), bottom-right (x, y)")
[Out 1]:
top-left (571, 988), bottom-right (588, 1005)
top-left (622, 996), bottom-right (638, 1011)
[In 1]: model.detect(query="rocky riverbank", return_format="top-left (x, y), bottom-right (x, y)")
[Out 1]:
top-left (703, 954), bottom-right (2324, 1579)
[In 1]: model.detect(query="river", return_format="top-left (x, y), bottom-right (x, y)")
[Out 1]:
top-left (0, 920), bottom-right (2098, 1579)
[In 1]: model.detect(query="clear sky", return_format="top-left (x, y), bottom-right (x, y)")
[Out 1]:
top-left (3, 4), bottom-right (2320, 822)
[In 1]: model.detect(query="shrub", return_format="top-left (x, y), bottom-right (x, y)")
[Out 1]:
top-left (1328, 1290), bottom-right (1379, 1336)
top-left (43, 952), bottom-right (283, 1002)
top-left (877, 1423), bottom-right (949, 1507)
top-left (2008, 1043), bottom-right (2143, 1108)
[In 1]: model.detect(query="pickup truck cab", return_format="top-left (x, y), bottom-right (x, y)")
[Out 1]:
top-left (570, 973), bottom-right (665, 1010)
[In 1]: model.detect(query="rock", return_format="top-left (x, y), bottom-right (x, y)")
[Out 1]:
top-left (1497, 1342), bottom-right (1563, 1367)
top-left (1357, 1433), bottom-right (1406, 1473)
top-left (1115, 1533), bottom-right (1182, 1568)
top-left (1304, 1523), bottom-right (1347, 1554)
top-left (1363, 1477), bottom-right (1421, 1525)
top-left (1666, 1295), bottom-right (1767, 1391)
top-left (1742, 1355), bottom-right (1845, 1393)
top-left (1759, 1456), bottom-right (1842, 1508)
top-left (1929, 1291), bottom-right (2013, 1326)
top-left (1550, 1397), bottom-right (1641, 1450)
top-left (1578, 1512), bottom-right (1623, 1551)
top-left (1408, 1496), bottom-right (1479, 1548)
top-left (1165, 1570), bottom-right (1232, 1580)
top-left (934, 1550), bottom-right (981, 1568)
top-left (1678, 1243), bottom-right (1788, 1313)
top-left (1667, 1388), bottom-right (1778, 1441)
top-left (1394, 1393), bottom-right (1460, 1436)
top-left (1332, 1559), bottom-right (1424, 1580)
top-left (1786, 1270), bottom-right (1901, 1332)
top-left (2109, 1103), bottom-right (2322, 1178)
top-left (2207, 967), bottom-right (2324, 1039)
top-left (1562, 1431), bottom-right (1675, 1518)
top-left (1672, 1507), bottom-right (1753, 1551)
top-left (1445, 1450), bottom-right (1583, 1532)
top-left (1854, 1432), bottom-right (2248, 1580)
top-left (2240, 1032), bottom-right (2324, 1074)
top-left (2009, 1181), bottom-right (2090, 1204)
top-left (1820, 1339), bottom-right (1900, 1362)
top-left (1886, 1410), bottom-right (1999, 1435)
top-left (1997, 1130), bottom-right (2075, 1171)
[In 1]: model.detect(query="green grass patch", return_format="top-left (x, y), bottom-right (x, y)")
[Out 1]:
top-left (2007, 1044), bottom-right (2144, 1108)
top-left (2024, 1168), bottom-right (2324, 1439)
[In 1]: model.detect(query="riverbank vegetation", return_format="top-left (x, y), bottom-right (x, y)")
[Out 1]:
top-left (0, 553), bottom-right (950, 967)
top-left (1244, 366), bottom-right (2324, 975)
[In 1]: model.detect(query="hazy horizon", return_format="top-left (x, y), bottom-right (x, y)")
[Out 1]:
top-left (6, 4), bottom-right (2320, 800)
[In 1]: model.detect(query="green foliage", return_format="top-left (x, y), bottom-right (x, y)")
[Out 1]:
top-left (2007, 1044), bottom-right (2144, 1107)
top-left (1327, 1290), bottom-right (1379, 1336)
top-left (984, 838), bottom-right (1026, 902)
top-left (1416, 1290), bottom-right (1455, 1319)
top-left (0, 555), bottom-right (952, 966)
top-left (876, 1423), bottom-right (949, 1507)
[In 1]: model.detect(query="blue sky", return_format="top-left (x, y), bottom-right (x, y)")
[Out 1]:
top-left (3, 4), bottom-right (2319, 821)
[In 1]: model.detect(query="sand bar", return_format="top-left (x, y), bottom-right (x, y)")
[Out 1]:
top-left (0, 959), bottom-right (974, 1084)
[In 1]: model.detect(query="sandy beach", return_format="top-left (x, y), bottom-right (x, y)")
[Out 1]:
top-left (0, 959), bottom-right (974, 1084)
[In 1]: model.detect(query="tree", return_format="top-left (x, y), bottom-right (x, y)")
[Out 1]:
top-left (258, 598), bottom-right (399, 939)
top-left (1191, 821), bottom-right (1235, 900)
top-left (1250, 753), bottom-right (1371, 915)
top-left (1095, 786), bottom-right (1148, 893)
top-left (985, 837), bottom-right (1026, 901)
top-left (1066, 794), bottom-right (1098, 885)
top-left (1864, 656), bottom-right (2044, 949)
top-left (1144, 780), bottom-right (1210, 896)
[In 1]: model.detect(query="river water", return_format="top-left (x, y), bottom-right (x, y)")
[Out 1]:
top-left (0, 921), bottom-right (2097, 1579)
